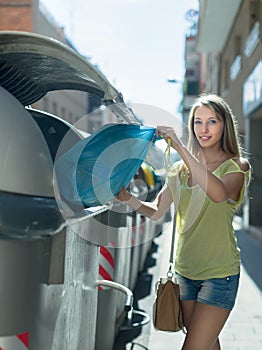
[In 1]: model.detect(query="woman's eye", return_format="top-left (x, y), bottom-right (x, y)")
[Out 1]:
top-left (209, 119), bottom-right (217, 124)
top-left (194, 120), bottom-right (201, 124)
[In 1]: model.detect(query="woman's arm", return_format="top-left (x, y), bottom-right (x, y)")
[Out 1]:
top-left (176, 142), bottom-right (245, 203)
top-left (157, 126), bottom-right (248, 203)
top-left (116, 183), bottom-right (173, 221)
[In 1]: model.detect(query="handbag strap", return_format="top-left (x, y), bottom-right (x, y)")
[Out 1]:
top-left (167, 215), bottom-right (176, 277)
top-left (169, 215), bottom-right (176, 264)
top-left (167, 161), bottom-right (182, 277)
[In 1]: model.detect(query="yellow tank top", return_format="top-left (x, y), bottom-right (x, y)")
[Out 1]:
top-left (167, 159), bottom-right (250, 280)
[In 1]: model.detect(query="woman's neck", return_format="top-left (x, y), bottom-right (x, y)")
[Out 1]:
top-left (200, 147), bottom-right (229, 166)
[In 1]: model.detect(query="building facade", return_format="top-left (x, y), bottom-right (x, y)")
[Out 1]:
top-left (195, 0), bottom-right (262, 227)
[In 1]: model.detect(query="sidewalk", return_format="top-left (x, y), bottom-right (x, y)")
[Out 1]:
top-left (127, 220), bottom-right (262, 350)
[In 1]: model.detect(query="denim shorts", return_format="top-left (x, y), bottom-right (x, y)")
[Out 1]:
top-left (175, 272), bottom-right (240, 310)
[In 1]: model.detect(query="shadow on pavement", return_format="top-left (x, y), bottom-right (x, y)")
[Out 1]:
top-left (236, 230), bottom-right (262, 291)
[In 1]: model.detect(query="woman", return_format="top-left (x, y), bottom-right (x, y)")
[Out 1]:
top-left (116, 94), bottom-right (251, 350)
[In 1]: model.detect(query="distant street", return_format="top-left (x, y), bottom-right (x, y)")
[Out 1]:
top-left (236, 230), bottom-right (262, 291)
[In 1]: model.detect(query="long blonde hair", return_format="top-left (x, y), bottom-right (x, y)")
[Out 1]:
top-left (187, 93), bottom-right (243, 159)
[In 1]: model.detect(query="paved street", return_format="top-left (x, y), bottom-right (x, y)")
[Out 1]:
top-left (115, 218), bottom-right (262, 350)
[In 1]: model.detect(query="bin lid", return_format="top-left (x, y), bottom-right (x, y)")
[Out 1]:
top-left (0, 31), bottom-right (140, 124)
top-left (0, 31), bottom-right (117, 105)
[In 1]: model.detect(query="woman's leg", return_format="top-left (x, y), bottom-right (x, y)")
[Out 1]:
top-left (181, 300), bottom-right (196, 329)
top-left (181, 301), bottom-right (230, 350)
top-left (211, 338), bottom-right (221, 350)
top-left (181, 300), bottom-right (221, 349)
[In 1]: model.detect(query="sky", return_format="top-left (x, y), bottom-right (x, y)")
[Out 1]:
top-left (41, 0), bottom-right (199, 127)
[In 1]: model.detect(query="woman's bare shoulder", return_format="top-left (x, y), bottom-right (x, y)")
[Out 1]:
top-left (233, 157), bottom-right (250, 172)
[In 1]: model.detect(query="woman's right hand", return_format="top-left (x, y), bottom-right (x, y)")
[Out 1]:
top-left (156, 125), bottom-right (183, 152)
top-left (115, 187), bottom-right (132, 202)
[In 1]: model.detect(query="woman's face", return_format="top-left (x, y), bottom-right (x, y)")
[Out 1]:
top-left (193, 105), bottom-right (224, 149)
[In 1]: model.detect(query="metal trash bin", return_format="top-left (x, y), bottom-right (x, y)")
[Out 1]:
top-left (95, 206), bottom-right (132, 350)
top-left (0, 86), bottom-right (65, 335)
top-left (25, 108), bottom-right (106, 350)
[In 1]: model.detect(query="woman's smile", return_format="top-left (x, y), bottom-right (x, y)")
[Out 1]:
top-left (199, 135), bottom-right (212, 141)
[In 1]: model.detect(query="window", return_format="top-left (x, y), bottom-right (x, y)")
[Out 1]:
top-left (244, 21), bottom-right (260, 57)
top-left (230, 55), bottom-right (241, 80)
top-left (230, 36), bottom-right (242, 80)
top-left (249, 0), bottom-right (260, 29)
top-left (186, 80), bottom-right (199, 95)
top-left (224, 60), bottom-right (229, 90)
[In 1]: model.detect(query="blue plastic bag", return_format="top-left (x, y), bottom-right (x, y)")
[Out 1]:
top-left (55, 123), bottom-right (156, 208)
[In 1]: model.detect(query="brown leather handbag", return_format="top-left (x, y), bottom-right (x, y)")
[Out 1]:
top-left (153, 217), bottom-right (185, 332)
